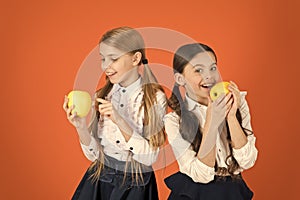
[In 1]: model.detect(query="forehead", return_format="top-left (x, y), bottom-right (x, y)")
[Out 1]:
top-left (189, 52), bottom-right (216, 67)
top-left (99, 42), bottom-right (125, 56)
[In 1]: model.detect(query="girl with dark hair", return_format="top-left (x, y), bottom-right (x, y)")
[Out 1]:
top-left (164, 43), bottom-right (258, 200)
top-left (63, 27), bottom-right (166, 200)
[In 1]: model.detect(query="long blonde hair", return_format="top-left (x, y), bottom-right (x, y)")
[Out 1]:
top-left (88, 27), bottom-right (166, 183)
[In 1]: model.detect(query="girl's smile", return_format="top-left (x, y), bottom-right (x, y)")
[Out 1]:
top-left (100, 42), bottom-right (139, 87)
top-left (179, 52), bottom-right (221, 104)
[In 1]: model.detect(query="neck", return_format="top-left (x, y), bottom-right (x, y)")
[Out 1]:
top-left (119, 72), bottom-right (139, 87)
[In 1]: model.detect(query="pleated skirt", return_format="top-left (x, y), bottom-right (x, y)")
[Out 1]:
top-left (165, 171), bottom-right (253, 200)
top-left (72, 156), bottom-right (159, 200)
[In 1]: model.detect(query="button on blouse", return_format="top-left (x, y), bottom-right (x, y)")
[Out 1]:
top-left (80, 77), bottom-right (167, 166)
top-left (164, 92), bottom-right (258, 183)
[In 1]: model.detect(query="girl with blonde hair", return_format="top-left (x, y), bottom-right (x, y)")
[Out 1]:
top-left (63, 27), bottom-right (166, 200)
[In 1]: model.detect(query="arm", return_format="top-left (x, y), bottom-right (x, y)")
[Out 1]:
top-left (231, 97), bottom-right (258, 169)
top-left (97, 98), bottom-right (133, 141)
top-left (197, 93), bottom-right (233, 167)
top-left (127, 91), bottom-right (167, 165)
top-left (227, 82), bottom-right (258, 169)
top-left (227, 116), bottom-right (247, 149)
top-left (196, 124), bottom-right (217, 168)
top-left (97, 91), bottom-right (167, 166)
top-left (63, 95), bottom-right (98, 161)
top-left (165, 113), bottom-right (215, 183)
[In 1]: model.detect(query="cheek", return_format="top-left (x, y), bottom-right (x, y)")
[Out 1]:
top-left (186, 77), bottom-right (200, 89)
top-left (112, 60), bottom-right (126, 72)
top-left (213, 71), bottom-right (221, 80)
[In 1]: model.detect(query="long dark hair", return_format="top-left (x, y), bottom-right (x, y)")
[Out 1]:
top-left (168, 43), bottom-right (251, 177)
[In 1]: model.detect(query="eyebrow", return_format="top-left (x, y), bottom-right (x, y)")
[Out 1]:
top-left (99, 53), bottom-right (119, 57)
top-left (193, 62), bottom-right (217, 68)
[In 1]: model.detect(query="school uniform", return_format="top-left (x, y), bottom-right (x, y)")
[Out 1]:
top-left (72, 77), bottom-right (167, 200)
top-left (164, 92), bottom-right (258, 200)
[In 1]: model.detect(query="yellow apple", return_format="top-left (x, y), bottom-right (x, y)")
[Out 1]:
top-left (209, 81), bottom-right (230, 101)
top-left (67, 90), bottom-right (92, 117)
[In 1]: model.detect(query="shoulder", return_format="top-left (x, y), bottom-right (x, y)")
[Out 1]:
top-left (164, 112), bottom-right (180, 126)
top-left (155, 90), bottom-right (167, 102)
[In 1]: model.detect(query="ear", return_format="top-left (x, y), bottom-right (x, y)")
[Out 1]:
top-left (132, 52), bottom-right (142, 66)
top-left (174, 73), bottom-right (186, 86)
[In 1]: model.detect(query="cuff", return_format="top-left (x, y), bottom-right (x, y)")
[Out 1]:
top-left (181, 158), bottom-right (215, 183)
top-left (232, 140), bottom-right (251, 158)
top-left (125, 131), bottom-right (151, 153)
top-left (80, 136), bottom-right (98, 154)
top-left (125, 131), bottom-right (159, 166)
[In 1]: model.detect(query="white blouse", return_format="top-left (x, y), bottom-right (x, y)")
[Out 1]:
top-left (80, 77), bottom-right (167, 166)
top-left (164, 92), bottom-right (258, 183)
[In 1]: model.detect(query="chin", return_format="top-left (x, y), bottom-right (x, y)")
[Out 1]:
top-left (108, 77), bottom-right (118, 84)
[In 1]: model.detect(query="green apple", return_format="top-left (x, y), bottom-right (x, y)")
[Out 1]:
top-left (209, 81), bottom-right (230, 101)
top-left (67, 90), bottom-right (92, 117)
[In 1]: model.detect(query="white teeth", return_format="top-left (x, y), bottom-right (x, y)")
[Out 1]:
top-left (106, 72), bottom-right (115, 76)
top-left (202, 83), bottom-right (213, 87)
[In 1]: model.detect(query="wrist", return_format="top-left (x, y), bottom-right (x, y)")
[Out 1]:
top-left (227, 115), bottom-right (238, 123)
top-left (76, 125), bottom-right (88, 132)
top-left (203, 121), bottom-right (219, 136)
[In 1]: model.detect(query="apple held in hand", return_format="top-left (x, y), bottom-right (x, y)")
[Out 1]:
top-left (67, 90), bottom-right (92, 117)
top-left (209, 81), bottom-right (230, 101)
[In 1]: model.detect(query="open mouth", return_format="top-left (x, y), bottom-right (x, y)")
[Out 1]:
top-left (106, 72), bottom-right (117, 77)
top-left (200, 83), bottom-right (214, 89)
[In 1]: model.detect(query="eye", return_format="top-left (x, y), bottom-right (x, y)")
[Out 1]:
top-left (211, 65), bottom-right (217, 71)
top-left (194, 68), bottom-right (203, 73)
top-left (111, 57), bottom-right (118, 62)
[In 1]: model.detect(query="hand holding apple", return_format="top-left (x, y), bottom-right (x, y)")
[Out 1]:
top-left (227, 81), bottom-right (241, 118)
top-left (209, 81), bottom-right (230, 101)
top-left (67, 90), bottom-right (92, 117)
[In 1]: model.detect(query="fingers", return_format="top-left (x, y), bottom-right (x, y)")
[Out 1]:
top-left (228, 81), bottom-right (241, 108)
top-left (228, 81), bottom-right (240, 94)
top-left (214, 93), bottom-right (226, 105)
top-left (69, 111), bottom-right (78, 121)
top-left (96, 98), bottom-right (110, 104)
top-left (225, 97), bottom-right (234, 113)
top-left (215, 93), bottom-right (232, 107)
top-left (63, 95), bottom-right (69, 111)
top-left (98, 100), bottom-right (113, 117)
top-left (98, 103), bottom-right (112, 111)
top-left (66, 105), bottom-right (75, 119)
top-left (99, 106), bottom-right (112, 114)
top-left (207, 96), bottom-right (213, 107)
top-left (229, 81), bottom-right (238, 88)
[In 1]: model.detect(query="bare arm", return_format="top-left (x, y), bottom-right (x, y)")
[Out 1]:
top-left (197, 93), bottom-right (233, 167)
top-left (63, 95), bottom-right (92, 145)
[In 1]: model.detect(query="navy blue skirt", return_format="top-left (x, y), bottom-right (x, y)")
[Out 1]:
top-left (72, 156), bottom-right (159, 200)
top-left (165, 172), bottom-right (253, 200)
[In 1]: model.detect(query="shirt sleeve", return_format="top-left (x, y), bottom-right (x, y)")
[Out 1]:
top-left (125, 131), bottom-right (160, 166)
top-left (233, 92), bottom-right (258, 169)
top-left (80, 135), bottom-right (99, 162)
top-left (125, 90), bottom-right (167, 166)
top-left (164, 112), bottom-right (215, 183)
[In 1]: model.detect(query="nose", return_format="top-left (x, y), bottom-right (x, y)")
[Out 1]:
top-left (201, 71), bottom-right (212, 80)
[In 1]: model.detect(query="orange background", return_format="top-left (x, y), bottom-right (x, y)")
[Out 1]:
top-left (1, 0), bottom-right (299, 199)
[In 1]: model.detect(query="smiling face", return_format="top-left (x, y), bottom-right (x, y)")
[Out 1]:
top-left (176, 51), bottom-right (221, 105)
top-left (99, 42), bottom-right (140, 87)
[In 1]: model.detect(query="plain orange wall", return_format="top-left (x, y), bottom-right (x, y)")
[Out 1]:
top-left (1, 0), bottom-right (299, 199)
